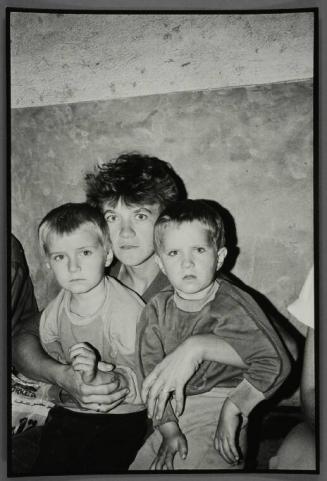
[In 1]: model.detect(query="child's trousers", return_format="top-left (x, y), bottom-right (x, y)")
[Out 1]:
top-left (130, 387), bottom-right (248, 470)
top-left (31, 406), bottom-right (147, 475)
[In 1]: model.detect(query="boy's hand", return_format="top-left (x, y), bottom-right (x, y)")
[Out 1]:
top-left (214, 398), bottom-right (242, 465)
top-left (150, 422), bottom-right (188, 470)
top-left (69, 342), bottom-right (99, 384)
top-left (92, 368), bottom-right (128, 390)
top-left (142, 337), bottom-right (202, 420)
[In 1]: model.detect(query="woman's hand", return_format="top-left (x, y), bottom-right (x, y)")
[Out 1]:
top-left (142, 334), bottom-right (247, 421)
top-left (58, 363), bottom-right (129, 413)
top-left (142, 337), bottom-right (202, 420)
top-left (150, 422), bottom-right (188, 470)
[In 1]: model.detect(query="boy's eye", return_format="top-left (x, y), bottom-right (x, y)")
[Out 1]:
top-left (81, 250), bottom-right (92, 256)
top-left (135, 213), bottom-right (147, 221)
top-left (168, 250), bottom-right (178, 257)
top-left (53, 254), bottom-right (65, 262)
top-left (105, 214), bottom-right (117, 223)
top-left (195, 247), bottom-right (206, 253)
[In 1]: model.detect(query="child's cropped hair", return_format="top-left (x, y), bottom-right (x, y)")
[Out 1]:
top-left (38, 202), bottom-right (110, 256)
top-left (154, 199), bottom-right (226, 253)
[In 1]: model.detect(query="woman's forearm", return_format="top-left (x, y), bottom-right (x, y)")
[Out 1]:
top-left (301, 328), bottom-right (315, 429)
top-left (12, 331), bottom-right (66, 386)
top-left (191, 334), bottom-right (247, 368)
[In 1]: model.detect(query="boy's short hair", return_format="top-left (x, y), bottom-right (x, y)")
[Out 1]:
top-left (154, 199), bottom-right (226, 253)
top-left (85, 152), bottom-right (187, 211)
top-left (38, 202), bottom-right (110, 256)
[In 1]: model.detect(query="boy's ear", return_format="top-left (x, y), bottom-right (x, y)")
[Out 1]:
top-left (216, 247), bottom-right (228, 271)
top-left (154, 254), bottom-right (166, 275)
top-left (105, 249), bottom-right (114, 267)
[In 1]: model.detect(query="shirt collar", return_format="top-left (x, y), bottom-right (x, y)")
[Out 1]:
top-left (173, 280), bottom-right (220, 312)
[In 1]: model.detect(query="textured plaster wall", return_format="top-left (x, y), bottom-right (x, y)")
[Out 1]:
top-left (11, 80), bottom-right (313, 315)
top-left (10, 12), bottom-right (313, 108)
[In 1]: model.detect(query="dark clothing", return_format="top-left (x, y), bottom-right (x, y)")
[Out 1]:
top-left (109, 260), bottom-right (169, 303)
top-left (138, 277), bottom-right (291, 424)
top-left (11, 235), bottom-right (38, 337)
top-left (31, 406), bottom-right (147, 475)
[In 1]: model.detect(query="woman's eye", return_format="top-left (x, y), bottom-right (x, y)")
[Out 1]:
top-left (81, 250), bottom-right (92, 256)
top-left (53, 254), bottom-right (64, 262)
top-left (105, 214), bottom-right (117, 223)
top-left (168, 250), bottom-right (178, 257)
top-left (135, 213), bottom-right (147, 221)
top-left (196, 247), bottom-right (206, 253)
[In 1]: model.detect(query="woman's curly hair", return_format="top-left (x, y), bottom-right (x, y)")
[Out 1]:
top-left (85, 152), bottom-right (187, 210)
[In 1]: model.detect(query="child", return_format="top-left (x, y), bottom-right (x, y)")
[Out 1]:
top-left (134, 199), bottom-right (291, 470)
top-left (31, 203), bottom-right (147, 474)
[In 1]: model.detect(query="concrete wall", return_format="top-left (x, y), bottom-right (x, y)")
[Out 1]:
top-left (11, 80), bottom-right (313, 315)
top-left (10, 12), bottom-right (314, 328)
top-left (10, 12), bottom-right (313, 108)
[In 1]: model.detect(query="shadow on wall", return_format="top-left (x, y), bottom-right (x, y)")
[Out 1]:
top-left (206, 198), bottom-right (305, 470)
top-left (205, 197), bottom-right (304, 384)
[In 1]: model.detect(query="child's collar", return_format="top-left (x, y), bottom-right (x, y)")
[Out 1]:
top-left (173, 280), bottom-right (220, 312)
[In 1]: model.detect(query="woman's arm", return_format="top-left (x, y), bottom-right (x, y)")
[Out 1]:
top-left (12, 320), bottom-right (129, 412)
top-left (142, 334), bottom-right (247, 420)
top-left (301, 327), bottom-right (315, 430)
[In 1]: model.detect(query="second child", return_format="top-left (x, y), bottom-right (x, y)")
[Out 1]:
top-left (134, 199), bottom-right (291, 470)
top-left (31, 202), bottom-right (147, 475)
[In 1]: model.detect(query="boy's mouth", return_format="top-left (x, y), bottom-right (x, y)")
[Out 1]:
top-left (183, 274), bottom-right (196, 280)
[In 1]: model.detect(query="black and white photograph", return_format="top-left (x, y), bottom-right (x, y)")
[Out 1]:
top-left (8, 8), bottom-right (317, 475)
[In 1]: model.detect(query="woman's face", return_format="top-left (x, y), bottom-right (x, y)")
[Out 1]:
top-left (102, 199), bottom-right (161, 267)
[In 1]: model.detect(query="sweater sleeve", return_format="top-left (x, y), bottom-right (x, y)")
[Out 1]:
top-left (212, 286), bottom-right (291, 416)
top-left (137, 300), bottom-right (178, 426)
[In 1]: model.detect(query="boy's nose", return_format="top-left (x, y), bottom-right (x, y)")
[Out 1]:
top-left (181, 255), bottom-right (194, 268)
top-left (68, 257), bottom-right (80, 272)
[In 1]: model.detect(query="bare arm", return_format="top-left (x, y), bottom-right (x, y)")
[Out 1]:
top-left (12, 323), bottom-right (65, 385)
top-left (143, 334), bottom-right (247, 419)
top-left (150, 421), bottom-right (188, 470)
top-left (192, 334), bottom-right (247, 366)
top-left (301, 327), bottom-right (315, 430)
top-left (12, 323), bottom-right (129, 412)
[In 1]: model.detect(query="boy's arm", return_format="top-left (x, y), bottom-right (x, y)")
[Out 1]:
top-left (214, 397), bottom-right (243, 465)
top-left (150, 421), bottom-right (188, 470)
top-left (138, 301), bottom-right (178, 425)
top-left (212, 296), bottom-right (292, 417)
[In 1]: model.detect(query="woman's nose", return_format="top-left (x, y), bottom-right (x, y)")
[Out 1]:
top-left (120, 220), bottom-right (135, 237)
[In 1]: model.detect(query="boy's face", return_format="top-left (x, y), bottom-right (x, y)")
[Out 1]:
top-left (157, 221), bottom-right (226, 297)
top-left (102, 198), bottom-right (161, 267)
top-left (46, 225), bottom-right (111, 294)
